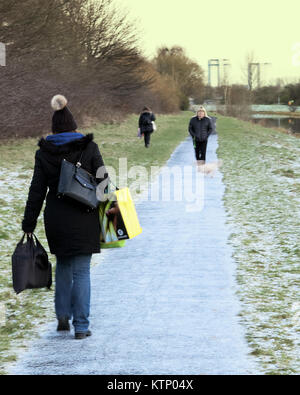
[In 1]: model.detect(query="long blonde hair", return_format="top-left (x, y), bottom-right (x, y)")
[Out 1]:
top-left (197, 106), bottom-right (208, 117)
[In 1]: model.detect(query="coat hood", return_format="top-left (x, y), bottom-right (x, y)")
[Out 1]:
top-left (38, 133), bottom-right (94, 156)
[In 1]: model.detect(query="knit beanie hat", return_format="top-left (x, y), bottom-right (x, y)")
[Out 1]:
top-left (51, 95), bottom-right (78, 133)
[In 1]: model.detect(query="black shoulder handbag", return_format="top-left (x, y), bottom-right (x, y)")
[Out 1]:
top-left (57, 148), bottom-right (99, 211)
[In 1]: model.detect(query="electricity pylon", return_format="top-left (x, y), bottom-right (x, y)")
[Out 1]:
top-left (248, 62), bottom-right (271, 90)
top-left (208, 58), bottom-right (231, 86)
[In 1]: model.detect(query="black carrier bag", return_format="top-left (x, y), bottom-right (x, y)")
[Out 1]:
top-left (12, 233), bottom-right (52, 294)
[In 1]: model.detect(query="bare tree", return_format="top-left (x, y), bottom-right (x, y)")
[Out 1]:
top-left (153, 46), bottom-right (205, 109)
top-left (0, 0), bottom-right (161, 138)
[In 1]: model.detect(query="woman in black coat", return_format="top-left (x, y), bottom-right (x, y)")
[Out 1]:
top-left (138, 106), bottom-right (156, 148)
top-left (22, 95), bottom-right (107, 339)
top-left (188, 106), bottom-right (213, 164)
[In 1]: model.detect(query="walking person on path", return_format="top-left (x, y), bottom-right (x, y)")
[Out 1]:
top-left (138, 106), bottom-right (156, 148)
top-left (21, 95), bottom-right (107, 340)
top-left (188, 106), bottom-right (213, 165)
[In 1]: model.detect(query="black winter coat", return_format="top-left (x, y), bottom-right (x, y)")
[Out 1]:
top-left (138, 111), bottom-right (156, 133)
top-left (22, 133), bottom-right (106, 257)
top-left (188, 116), bottom-right (213, 142)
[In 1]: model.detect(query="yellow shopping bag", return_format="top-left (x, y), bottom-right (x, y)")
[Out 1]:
top-left (115, 187), bottom-right (142, 239)
top-left (99, 187), bottom-right (142, 248)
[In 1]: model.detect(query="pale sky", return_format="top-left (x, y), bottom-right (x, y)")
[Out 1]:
top-left (120, 0), bottom-right (300, 86)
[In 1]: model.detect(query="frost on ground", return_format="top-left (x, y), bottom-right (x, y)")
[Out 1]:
top-left (0, 167), bottom-right (55, 373)
top-left (9, 135), bottom-right (258, 375)
top-left (217, 117), bottom-right (300, 375)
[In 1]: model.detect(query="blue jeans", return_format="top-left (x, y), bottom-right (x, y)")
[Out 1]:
top-left (55, 254), bottom-right (92, 333)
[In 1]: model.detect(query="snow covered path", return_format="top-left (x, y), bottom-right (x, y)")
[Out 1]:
top-left (10, 134), bottom-right (258, 375)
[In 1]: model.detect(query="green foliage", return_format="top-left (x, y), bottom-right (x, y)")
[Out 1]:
top-left (253, 86), bottom-right (282, 104)
top-left (252, 82), bottom-right (300, 105)
top-left (179, 94), bottom-right (190, 111)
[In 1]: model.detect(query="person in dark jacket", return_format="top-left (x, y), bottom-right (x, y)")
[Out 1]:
top-left (22, 95), bottom-right (107, 339)
top-left (188, 106), bottom-right (213, 164)
top-left (138, 106), bottom-right (156, 148)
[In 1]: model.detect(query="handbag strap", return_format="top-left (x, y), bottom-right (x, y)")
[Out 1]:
top-left (18, 233), bottom-right (26, 245)
top-left (108, 178), bottom-right (119, 191)
top-left (19, 232), bottom-right (37, 246)
top-left (75, 149), bottom-right (85, 169)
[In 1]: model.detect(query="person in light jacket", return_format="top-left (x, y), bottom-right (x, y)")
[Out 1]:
top-left (22, 95), bottom-right (107, 339)
top-left (188, 106), bottom-right (213, 164)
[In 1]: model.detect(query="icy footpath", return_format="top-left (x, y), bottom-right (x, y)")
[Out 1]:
top-left (10, 135), bottom-right (259, 375)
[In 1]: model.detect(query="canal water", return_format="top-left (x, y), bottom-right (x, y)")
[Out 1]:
top-left (251, 114), bottom-right (300, 134)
